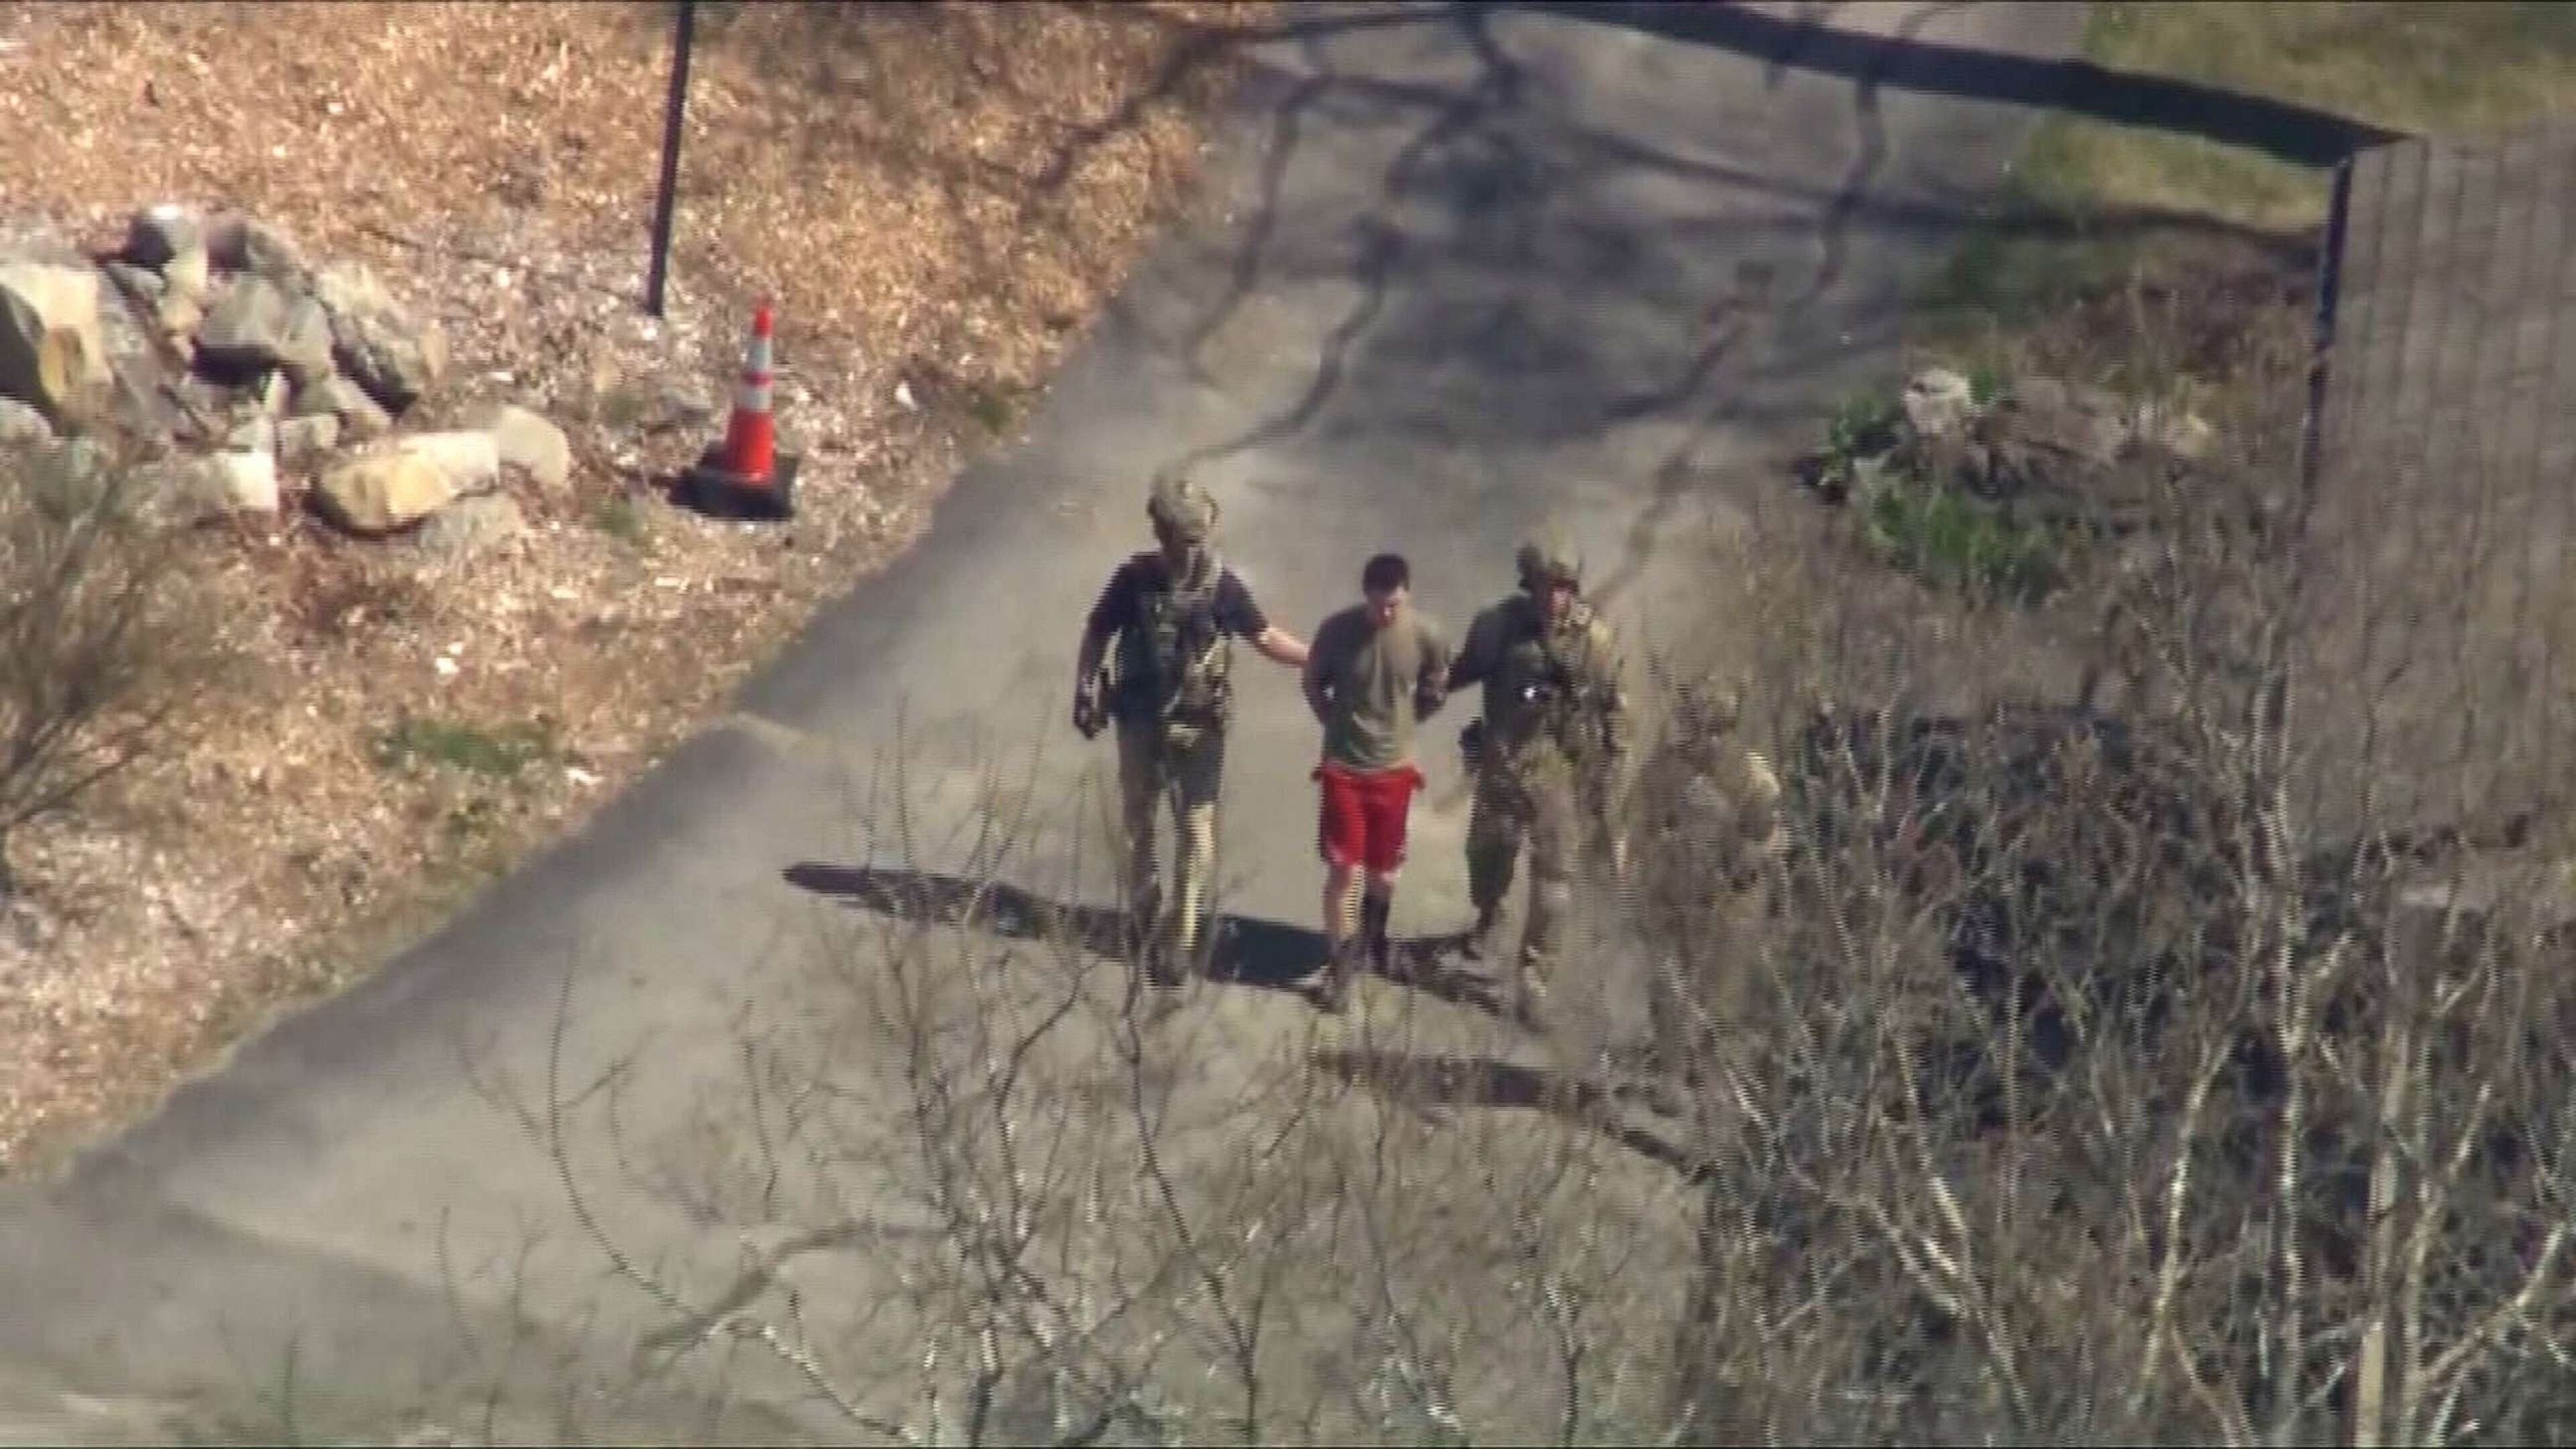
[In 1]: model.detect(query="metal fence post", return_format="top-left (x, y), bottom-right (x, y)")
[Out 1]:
top-left (644, 0), bottom-right (698, 319)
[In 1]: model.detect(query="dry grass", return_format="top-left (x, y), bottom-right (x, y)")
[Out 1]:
top-left (0, 0), bottom-right (1265, 1176)
top-left (1914, 2), bottom-right (2576, 328)
top-left (2040, 2), bottom-right (2576, 231)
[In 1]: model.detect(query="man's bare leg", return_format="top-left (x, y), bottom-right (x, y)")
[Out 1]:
top-left (1317, 860), bottom-right (1363, 1012)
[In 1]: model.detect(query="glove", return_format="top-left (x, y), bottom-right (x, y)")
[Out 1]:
top-left (1073, 676), bottom-right (1105, 740)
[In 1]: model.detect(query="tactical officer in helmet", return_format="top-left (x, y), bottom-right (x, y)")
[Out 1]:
top-left (1073, 474), bottom-right (1308, 996)
top-left (1445, 527), bottom-right (1633, 1027)
top-left (1629, 679), bottom-right (1787, 1117)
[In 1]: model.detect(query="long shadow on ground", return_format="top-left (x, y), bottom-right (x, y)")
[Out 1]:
top-left (1310, 1046), bottom-right (1714, 1180)
top-left (782, 861), bottom-right (1509, 1016)
top-left (785, 861), bottom-right (1718, 1179)
top-left (1518, 0), bottom-right (2405, 164)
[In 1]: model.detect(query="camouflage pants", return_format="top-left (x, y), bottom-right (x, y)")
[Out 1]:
top-left (1466, 755), bottom-right (1584, 984)
top-left (1116, 714), bottom-right (1225, 979)
top-left (1644, 879), bottom-right (1771, 1083)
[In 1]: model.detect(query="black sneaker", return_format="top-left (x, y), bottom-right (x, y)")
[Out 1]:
top-left (1360, 895), bottom-right (1394, 979)
top-left (1140, 932), bottom-right (1185, 991)
top-left (1460, 905), bottom-right (1503, 963)
top-left (1309, 942), bottom-right (1358, 1015)
top-left (1312, 970), bottom-right (1351, 1015)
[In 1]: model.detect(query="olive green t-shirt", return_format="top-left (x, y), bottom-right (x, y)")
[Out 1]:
top-left (1304, 605), bottom-right (1454, 772)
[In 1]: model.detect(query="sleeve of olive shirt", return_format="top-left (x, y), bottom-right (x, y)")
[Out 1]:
top-left (1213, 567), bottom-right (1272, 639)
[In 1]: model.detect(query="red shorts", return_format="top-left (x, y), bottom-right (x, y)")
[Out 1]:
top-left (1314, 761), bottom-right (1423, 874)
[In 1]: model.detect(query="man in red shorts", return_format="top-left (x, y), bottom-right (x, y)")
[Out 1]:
top-left (1301, 552), bottom-right (1454, 1014)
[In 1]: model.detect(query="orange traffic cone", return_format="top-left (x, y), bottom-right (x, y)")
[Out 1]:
top-left (679, 297), bottom-right (797, 520)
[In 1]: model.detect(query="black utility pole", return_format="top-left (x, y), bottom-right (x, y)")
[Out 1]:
top-left (644, 0), bottom-right (697, 319)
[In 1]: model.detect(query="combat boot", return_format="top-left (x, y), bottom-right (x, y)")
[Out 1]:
top-left (1132, 902), bottom-right (1187, 996)
top-left (1124, 884), bottom-right (1164, 962)
top-left (1461, 900), bottom-right (1504, 965)
top-left (1124, 948), bottom-right (1184, 1025)
top-left (1145, 926), bottom-right (1188, 992)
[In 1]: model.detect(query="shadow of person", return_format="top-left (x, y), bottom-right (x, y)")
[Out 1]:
top-left (782, 862), bottom-right (1511, 1014)
top-left (1308, 1046), bottom-right (1715, 1180)
top-left (783, 860), bottom-right (1134, 954)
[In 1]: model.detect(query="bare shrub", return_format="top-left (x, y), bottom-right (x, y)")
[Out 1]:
top-left (1639, 271), bottom-right (2576, 1445)
top-left (0, 439), bottom-right (222, 892)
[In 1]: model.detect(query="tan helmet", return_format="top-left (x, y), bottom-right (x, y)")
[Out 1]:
top-left (1516, 527), bottom-right (1582, 590)
top-left (1146, 472), bottom-right (1218, 542)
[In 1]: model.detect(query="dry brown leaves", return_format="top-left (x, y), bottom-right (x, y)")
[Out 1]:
top-left (0, 0), bottom-right (1266, 1174)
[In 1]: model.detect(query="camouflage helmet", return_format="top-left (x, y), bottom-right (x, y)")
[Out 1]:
top-left (1146, 472), bottom-right (1218, 542)
top-left (1515, 527), bottom-right (1582, 589)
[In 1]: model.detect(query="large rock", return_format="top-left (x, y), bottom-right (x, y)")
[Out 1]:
top-left (103, 262), bottom-right (164, 304)
top-left (277, 296), bottom-right (335, 385)
top-left (91, 288), bottom-right (186, 445)
top-left (460, 401), bottom-right (569, 493)
top-left (20, 438), bottom-right (125, 519)
top-left (274, 413), bottom-right (340, 467)
top-left (150, 448), bottom-right (282, 527)
top-left (174, 376), bottom-right (239, 433)
top-left (0, 259), bottom-right (112, 421)
top-left (122, 205), bottom-right (200, 271)
top-left (309, 262), bottom-right (446, 413)
top-left (160, 245), bottom-right (210, 306)
top-left (413, 491), bottom-right (525, 558)
top-left (204, 449), bottom-right (280, 517)
top-left (1903, 367), bottom-right (1978, 441)
top-left (293, 373), bottom-right (391, 442)
top-left (313, 429), bottom-right (501, 536)
top-left (226, 417), bottom-right (276, 454)
top-left (203, 211), bottom-right (309, 286)
top-left (0, 397), bottom-right (51, 449)
top-left (94, 278), bottom-right (157, 369)
top-left (195, 276), bottom-right (334, 384)
top-left (397, 430), bottom-right (501, 496)
top-left (314, 448), bottom-right (454, 535)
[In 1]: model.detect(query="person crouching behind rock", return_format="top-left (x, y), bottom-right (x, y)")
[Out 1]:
top-left (1300, 552), bottom-right (1454, 1014)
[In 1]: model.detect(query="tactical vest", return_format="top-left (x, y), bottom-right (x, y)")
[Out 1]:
top-left (1492, 599), bottom-right (1604, 761)
top-left (1114, 549), bottom-right (1233, 741)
